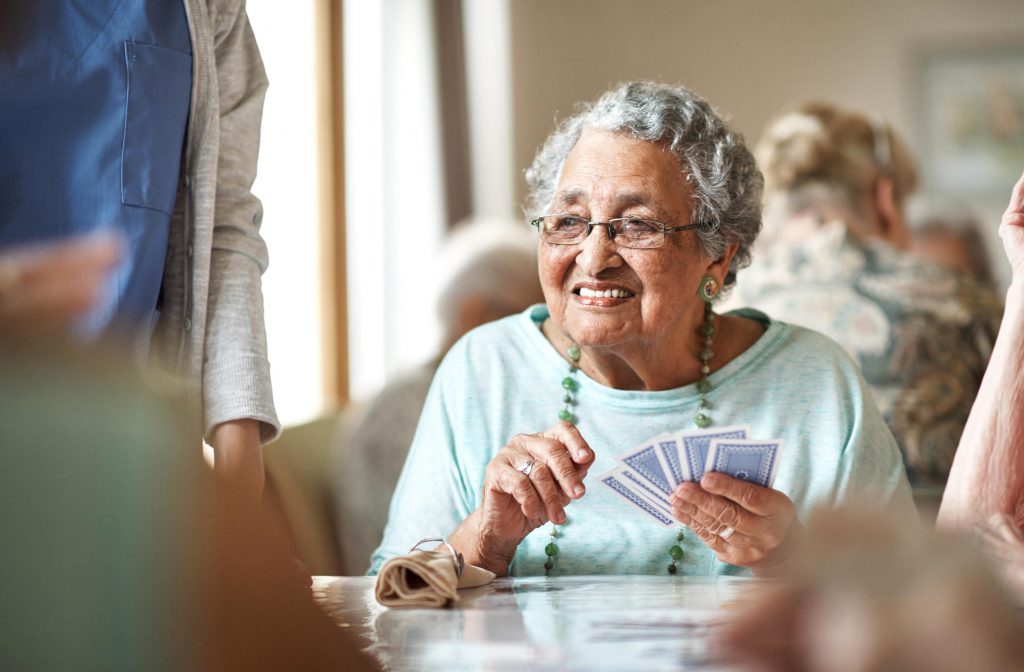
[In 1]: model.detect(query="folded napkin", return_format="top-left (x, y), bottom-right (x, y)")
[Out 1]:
top-left (375, 539), bottom-right (495, 608)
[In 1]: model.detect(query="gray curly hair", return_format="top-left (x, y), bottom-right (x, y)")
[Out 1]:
top-left (524, 81), bottom-right (763, 287)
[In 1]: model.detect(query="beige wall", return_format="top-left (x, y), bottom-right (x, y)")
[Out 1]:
top-left (509, 0), bottom-right (1024, 287)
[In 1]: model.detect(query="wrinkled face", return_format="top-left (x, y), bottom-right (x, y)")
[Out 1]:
top-left (538, 129), bottom-right (721, 350)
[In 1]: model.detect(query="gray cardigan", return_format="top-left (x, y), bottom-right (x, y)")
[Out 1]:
top-left (151, 0), bottom-right (280, 443)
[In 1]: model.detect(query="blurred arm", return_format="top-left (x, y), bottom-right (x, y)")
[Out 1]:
top-left (938, 171), bottom-right (1024, 531)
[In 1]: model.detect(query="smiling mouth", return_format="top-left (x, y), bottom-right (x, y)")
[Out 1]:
top-left (574, 287), bottom-right (635, 299)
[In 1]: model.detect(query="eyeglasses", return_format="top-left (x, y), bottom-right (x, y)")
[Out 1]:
top-left (530, 214), bottom-right (712, 249)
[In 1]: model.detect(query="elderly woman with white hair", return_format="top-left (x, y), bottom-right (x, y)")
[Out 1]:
top-left (371, 82), bottom-right (913, 578)
top-left (728, 102), bottom-right (1002, 494)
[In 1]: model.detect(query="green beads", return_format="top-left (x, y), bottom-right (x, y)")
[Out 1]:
top-left (694, 413), bottom-right (711, 428)
top-left (545, 525), bottom-right (560, 575)
top-left (560, 344), bottom-right (581, 426)
top-left (697, 379), bottom-right (711, 394)
top-left (667, 529), bottom-right (685, 575)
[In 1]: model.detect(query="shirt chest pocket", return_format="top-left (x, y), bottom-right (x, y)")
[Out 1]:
top-left (121, 41), bottom-right (192, 215)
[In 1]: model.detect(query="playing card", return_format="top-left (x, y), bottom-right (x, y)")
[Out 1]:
top-left (613, 466), bottom-right (674, 515)
top-left (675, 425), bottom-right (750, 483)
top-left (703, 439), bottom-right (782, 488)
top-left (598, 469), bottom-right (676, 527)
top-left (653, 433), bottom-right (687, 487)
top-left (616, 439), bottom-right (675, 498)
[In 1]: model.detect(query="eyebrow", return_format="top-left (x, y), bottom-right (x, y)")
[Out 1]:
top-left (551, 188), bottom-right (660, 212)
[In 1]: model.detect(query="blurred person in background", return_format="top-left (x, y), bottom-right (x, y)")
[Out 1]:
top-left (333, 217), bottom-right (545, 574)
top-left (719, 170), bottom-right (1024, 672)
top-left (727, 102), bottom-right (1003, 495)
top-left (0, 0), bottom-right (279, 503)
top-left (908, 197), bottom-right (998, 291)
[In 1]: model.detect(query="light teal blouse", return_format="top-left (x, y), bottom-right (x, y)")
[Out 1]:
top-left (370, 305), bottom-right (914, 576)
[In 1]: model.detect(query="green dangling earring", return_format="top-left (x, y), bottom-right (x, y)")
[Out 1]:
top-left (694, 275), bottom-right (719, 429)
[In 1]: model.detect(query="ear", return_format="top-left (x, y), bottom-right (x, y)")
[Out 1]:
top-left (873, 178), bottom-right (909, 250)
top-left (704, 242), bottom-right (740, 286)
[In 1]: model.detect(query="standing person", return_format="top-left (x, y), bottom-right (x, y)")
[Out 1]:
top-left (0, 0), bottom-right (279, 502)
top-left (728, 102), bottom-right (1003, 492)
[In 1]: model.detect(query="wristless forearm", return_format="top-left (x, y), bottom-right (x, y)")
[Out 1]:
top-left (939, 282), bottom-right (1024, 529)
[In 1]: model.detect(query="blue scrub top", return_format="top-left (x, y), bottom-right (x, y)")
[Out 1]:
top-left (0, 1), bottom-right (192, 344)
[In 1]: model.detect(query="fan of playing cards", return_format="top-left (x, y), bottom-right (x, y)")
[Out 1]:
top-left (596, 426), bottom-right (783, 527)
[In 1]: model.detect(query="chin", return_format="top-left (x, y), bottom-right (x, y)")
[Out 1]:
top-left (566, 315), bottom-right (634, 348)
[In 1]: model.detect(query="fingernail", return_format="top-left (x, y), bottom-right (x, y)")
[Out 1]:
top-left (556, 511), bottom-right (566, 524)
top-left (576, 448), bottom-right (590, 460)
top-left (573, 484), bottom-right (585, 498)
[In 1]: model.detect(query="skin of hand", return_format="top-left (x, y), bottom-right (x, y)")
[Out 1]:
top-left (448, 421), bottom-right (594, 576)
top-left (718, 507), bottom-right (1024, 672)
top-left (999, 170), bottom-right (1024, 279)
top-left (0, 232), bottom-right (121, 338)
top-left (669, 472), bottom-right (802, 576)
top-left (210, 418), bottom-right (265, 506)
top-left (938, 169), bottom-right (1024, 532)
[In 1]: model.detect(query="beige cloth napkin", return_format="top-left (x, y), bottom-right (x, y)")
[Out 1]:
top-left (375, 545), bottom-right (495, 608)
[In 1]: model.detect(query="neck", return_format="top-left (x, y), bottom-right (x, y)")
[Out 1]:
top-left (542, 317), bottom-right (708, 391)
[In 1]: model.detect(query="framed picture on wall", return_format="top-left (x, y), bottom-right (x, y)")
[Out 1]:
top-left (916, 44), bottom-right (1024, 196)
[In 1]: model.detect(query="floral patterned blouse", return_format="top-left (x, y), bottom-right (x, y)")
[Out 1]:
top-left (728, 222), bottom-right (1003, 490)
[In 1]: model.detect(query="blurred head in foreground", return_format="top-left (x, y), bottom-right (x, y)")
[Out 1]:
top-left (720, 506), bottom-right (1024, 672)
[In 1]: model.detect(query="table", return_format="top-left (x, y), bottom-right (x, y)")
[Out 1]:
top-left (312, 575), bottom-right (767, 671)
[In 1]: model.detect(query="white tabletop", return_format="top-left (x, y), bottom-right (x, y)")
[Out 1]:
top-left (312, 574), bottom-right (766, 671)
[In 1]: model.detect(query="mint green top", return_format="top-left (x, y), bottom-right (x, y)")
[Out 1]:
top-left (369, 305), bottom-right (914, 576)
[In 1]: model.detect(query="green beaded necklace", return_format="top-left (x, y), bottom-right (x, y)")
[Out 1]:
top-left (544, 295), bottom-right (717, 576)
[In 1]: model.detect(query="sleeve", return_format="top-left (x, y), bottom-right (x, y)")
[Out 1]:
top-left (833, 364), bottom-right (917, 521)
top-left (368, 356), bottom-right (479, 575)
top-left (201, 0), bottom-right (280, 443)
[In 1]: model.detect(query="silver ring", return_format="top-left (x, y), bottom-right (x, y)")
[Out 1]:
top-left (517, 459), bottom-right (537, 477)
top-left (719, 526), bottom-right (736, 540)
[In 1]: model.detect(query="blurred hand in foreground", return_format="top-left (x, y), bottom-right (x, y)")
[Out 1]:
top-left (0, 232), bottom-right (120, 338)
top-left (718, 507), bottom-right (1024, 672)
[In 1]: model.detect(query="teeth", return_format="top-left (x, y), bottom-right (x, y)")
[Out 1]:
top-left (579, 287), bottom-right (633, 298)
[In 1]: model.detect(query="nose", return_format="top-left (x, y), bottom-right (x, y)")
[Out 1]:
top-left (575, 223), bottom-right (624, 275)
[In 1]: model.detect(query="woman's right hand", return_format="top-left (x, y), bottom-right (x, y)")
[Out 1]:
top-left (451, 422), bottom-right (594, 575)
top-left (1001, 169), bottom-right (1024, 281)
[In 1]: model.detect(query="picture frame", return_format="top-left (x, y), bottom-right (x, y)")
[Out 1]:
top-left (915, 44), bottom-right (1024, 196)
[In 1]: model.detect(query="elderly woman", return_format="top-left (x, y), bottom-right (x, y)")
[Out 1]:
top-left (370, 82), bottom-right (913, 578)
top-left (728, 103), bottom-right (1002, 493)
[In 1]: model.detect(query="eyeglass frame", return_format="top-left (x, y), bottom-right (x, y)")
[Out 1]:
top-left (530, 213), bottom-right (714, 249)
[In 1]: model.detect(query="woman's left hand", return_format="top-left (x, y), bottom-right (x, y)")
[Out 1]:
top-left (669, 472), bottom-right (801, 575)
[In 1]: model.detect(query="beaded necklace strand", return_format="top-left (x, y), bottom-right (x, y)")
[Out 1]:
top-left (544, 298), bottom-right (717, 576)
